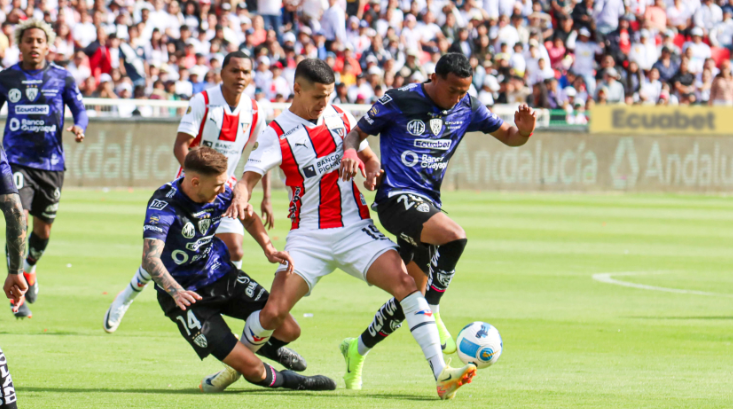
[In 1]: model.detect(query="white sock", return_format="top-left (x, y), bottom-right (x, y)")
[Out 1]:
top-left (121, 267), bottom-right (151, 303)
top-left (400, 292), bottom-right (445, 379)
top-left (357, 336), bottom-right (371, 356)
top-left (232, 259), bottom-right (243, 269)
top-left (429, 304), bottom-right (439, 314)
top-left (22, 259), bottom-right (35, 274)
top-left (241, 310), bottom-right (273, 352)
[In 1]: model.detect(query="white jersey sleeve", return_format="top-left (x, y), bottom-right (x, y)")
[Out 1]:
top-left (177, 93), bottom-right (206, 137)
top-left (243, 127), bottom-right (282, 175)
top-left (249, 103), bottom-right (267, 145)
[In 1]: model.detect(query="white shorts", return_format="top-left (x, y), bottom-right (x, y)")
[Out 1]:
top-left (215, 216), bottom-right (244, 236)
top-left (278, 219), bottom-right (398, 296)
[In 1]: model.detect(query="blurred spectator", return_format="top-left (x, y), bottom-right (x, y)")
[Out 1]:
top-left (621, 61), bottom-right (644, 100)
top-left (709, 60), bottom-right (733, 105)
top-left (710, 8), bottom-right (733, 51)
top-left (667, 0), bottom-right (692, 32)
top-left (628, 30), bottom-right (659, 71)
top-left (694, 0), bottom-right (723, 35)
top-left (571, 27), bottom-right (603, 94)
top-left (644, 0), bottom-right (668, 32)
top-left (653, 47), bottom-right (681, 83)
top-left (640, 67), bottom-right (663, 104)
top-left (594, 0), bottom-right (625, 36)
top-left (596, 68), bottom-right (625, 103)
top-left (672, 58), bottom-right (697, 104)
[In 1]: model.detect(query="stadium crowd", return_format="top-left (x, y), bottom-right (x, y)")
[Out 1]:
top-left (3, 0), bottom-right (733, 119)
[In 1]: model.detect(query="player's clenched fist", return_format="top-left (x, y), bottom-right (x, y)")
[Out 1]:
top-left (3, 274), bottom-right (27, 304)
top-left (339, 148), bottom-right (365, 182)
top-left (171, 290), bottom-right (202, 311)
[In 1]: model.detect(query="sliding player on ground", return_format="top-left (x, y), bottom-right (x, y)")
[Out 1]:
top-left (140, 147), bottom-right (334, 392)
top-left (338, 53), bottom-right (537, 388)
top-left (0, 142), bottom-right (27, 407)
top-left (222, 59), bottom-right (477, 399)
top-left (0, 19), bottom-right (88, 318)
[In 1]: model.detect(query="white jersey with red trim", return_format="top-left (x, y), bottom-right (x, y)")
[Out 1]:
top-left (243, 105), bottom-right (371, 231)
top-left (176, 85), bottom-right (266, 183)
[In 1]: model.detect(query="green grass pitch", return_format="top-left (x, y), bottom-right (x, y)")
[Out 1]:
top-left (1, 189), bottom-right (732, 408)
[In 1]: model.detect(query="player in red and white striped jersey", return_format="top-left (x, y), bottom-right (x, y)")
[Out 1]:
top-left (217, 59), bottom-right (477, 399)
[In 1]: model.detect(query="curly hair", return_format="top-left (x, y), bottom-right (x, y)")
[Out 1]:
top-left (14, 18), bottom-right (56, 46)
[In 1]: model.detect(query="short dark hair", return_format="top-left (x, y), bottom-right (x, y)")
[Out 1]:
top-left (222, 51), bottom-right (251, 69)
top-left (294, 58), bottom-right (335, 85)
top-left (184, 147), bottom-right (228, 176)
top-left (435, 53), bottom-right (473, 79)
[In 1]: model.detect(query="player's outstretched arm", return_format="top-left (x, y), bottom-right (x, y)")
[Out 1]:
top-left (225, 171), bottom-right (262, 220)
top-left (173, 132), bottom-right (195, 167)
top-left (340, 126), bottom-right (370, 182)
top-left (358, 146), bottom-right (384, 191)
top-left (490, 104), bottom-right (537, 147)
top-left (260, 171), bottom-right (274, 229)
top-left (241, 213), bottom-right (294, 274)
top-left (0, 193), bottom-right (27, 302)
top-left (141, 238), bottom-right (201, 310)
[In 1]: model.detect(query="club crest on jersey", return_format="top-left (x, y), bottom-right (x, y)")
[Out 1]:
top-left (182, 222), bottom-right (195, 239)
top-left (203, 140), bottom-right (213, 147)
top-left (198, 218), bottom-right (211, 234)
top-left (429, 118), bottom-right (443, 136)
top-left (25, 86), bottom-right (38, 101)
top-left (406, 119), bottom-right (425, 136)
top-left (193, 334), bottom-right (208, 348)
top-left (8, 89), bottom-right (20, 103)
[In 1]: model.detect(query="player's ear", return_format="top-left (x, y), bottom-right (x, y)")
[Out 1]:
top-left (293, 81), bottom-right (301, 95)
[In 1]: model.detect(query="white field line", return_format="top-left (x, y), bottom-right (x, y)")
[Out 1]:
top-left (592, 272), bottom-right (733, 298)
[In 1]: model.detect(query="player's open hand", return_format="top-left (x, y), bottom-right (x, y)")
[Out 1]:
top-left (339, 148), bottom-right (366, 182)
top-left (364, 169), bottom-right (385, 191)
top-left (67, 125), bottom-right (85, 143)
top-left (265, 248), bottom-right (294, 274)
top-left (171, 290), bottom-right (202, 311)
top-left (514, 104), bottom-right (537, 137)
top-left (3, 274), bottom-right (27, 304)
top-left (261, 197), bottom-right (274, 230)
top-left (225, 197), bottom-right (254, 221)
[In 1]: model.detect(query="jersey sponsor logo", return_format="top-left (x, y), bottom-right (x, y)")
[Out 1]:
top-left (144, 225), bottom-right (164, 233)
top-left (21, 79), bottom-right (42, 84)
top-left (9, 118), bottom-right (57, 133)
top-left (429, 118), bottom-right (443, 136)
top-left (301, 152), bottom-right (341, 178)
top-left (377, 94), bottom-right (392, 105)
top-left (361, 115), bottom-right (374, 125)
top-left (15, 105), bottom-right (49, 115)
top-left (368, 106), bottom-right (379, 117)
top-left (8, 89), bottom-right (20, 103)
top-left (399, 83), bottom-right (418, 91)
top-left (149, 199), bottom-right (168, 210)
top-left (203, 140), bottom-right (213, 147)
top-left (400, 150), bottom-right (448, 169)
top-left (25, 86), bottom-right (38, 101)
top-left (192, 210), bottom-right (212, 218)
top-left (149, 216), bottom-right (160, 224)
top-left (185, 235), bottom-right (214, 251)
top-left (414, 139), bottom-right (452, 150)
top-left (182, 222), bottom-right (195, 239)
top-left (406, 119), bottom-right (426, 136)
top-left (401, 150), bottom-right (419, 167)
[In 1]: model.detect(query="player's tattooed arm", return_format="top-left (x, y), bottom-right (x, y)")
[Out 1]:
top-left (1, 193), bottom-right (28, 302)
top-left (0, 193), bottom-right (26, 275)
top-left (340, 126), bottom-right (370, 182)
top-left (142, 238), bottom-right (201, 310)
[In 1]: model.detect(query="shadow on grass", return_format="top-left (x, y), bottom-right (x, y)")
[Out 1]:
top-left (627, 316), bottom-right (733, 320)
top-left (16, 387), bottom-right (437, 401)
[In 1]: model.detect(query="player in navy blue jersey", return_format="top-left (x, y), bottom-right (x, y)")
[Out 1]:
top-left (0, 144), bottom-right (28, 407)
top-left (142, 147), bottom-right (335, 392)
top-left (337, 53), bottom-right (536, 387)
top-left (0, 19), bottom-right (88, 317)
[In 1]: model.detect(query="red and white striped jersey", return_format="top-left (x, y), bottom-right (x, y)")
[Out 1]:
top-left (244, 105), bottom-right (371, 231)
top-left (176, 85), bottom-right (266, 184)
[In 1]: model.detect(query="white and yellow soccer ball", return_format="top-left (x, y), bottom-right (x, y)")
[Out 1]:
top-left (456, 322), bottom-right (503, 369)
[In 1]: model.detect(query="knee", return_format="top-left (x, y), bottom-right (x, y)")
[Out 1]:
top-left (261, 303), bottom-right (289, 330)
top-left (394, 273), bottom-right (419, 301)
top-left (443, 225), bottom-right (466, 243)
top-left (229, 246), bottom-right (244, 262)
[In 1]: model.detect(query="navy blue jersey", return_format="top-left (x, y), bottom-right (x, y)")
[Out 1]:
top-left (0, 148), bottom-right (17, 196)
top-left (357, 83), bottom-right (504, 207)
top-left (0, 63), bottom-right (88, 171)
top-left (142, 178), bottom-right (236, 293)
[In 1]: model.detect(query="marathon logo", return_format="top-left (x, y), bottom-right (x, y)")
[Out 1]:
top-left (15, 105), bottom-right (49, 115)
top-left (414, 139), bottom-right (452, 150)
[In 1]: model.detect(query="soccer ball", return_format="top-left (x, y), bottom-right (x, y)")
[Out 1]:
top-left (456, 322), bottom-right (503, 369)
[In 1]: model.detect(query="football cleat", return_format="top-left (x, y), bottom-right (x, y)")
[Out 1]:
top-left (340, 337), bottom-right (366, 390)
top-left (10, 297), bottom-right (31, 319)
top-left (283, 371), bottom-right (337, 391)
top-left (23, 271), bottom-right (38, 304)
top-left (199, 364), bottom-right (241, 392)
top-left (435, 312), bottom-right (457, 354)
top-left (275, 347), bottom-right (307, 372)
top-left (436, 362), bottom-right (477, 400)
top-left (103, 291), bottom-right (133, 333)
